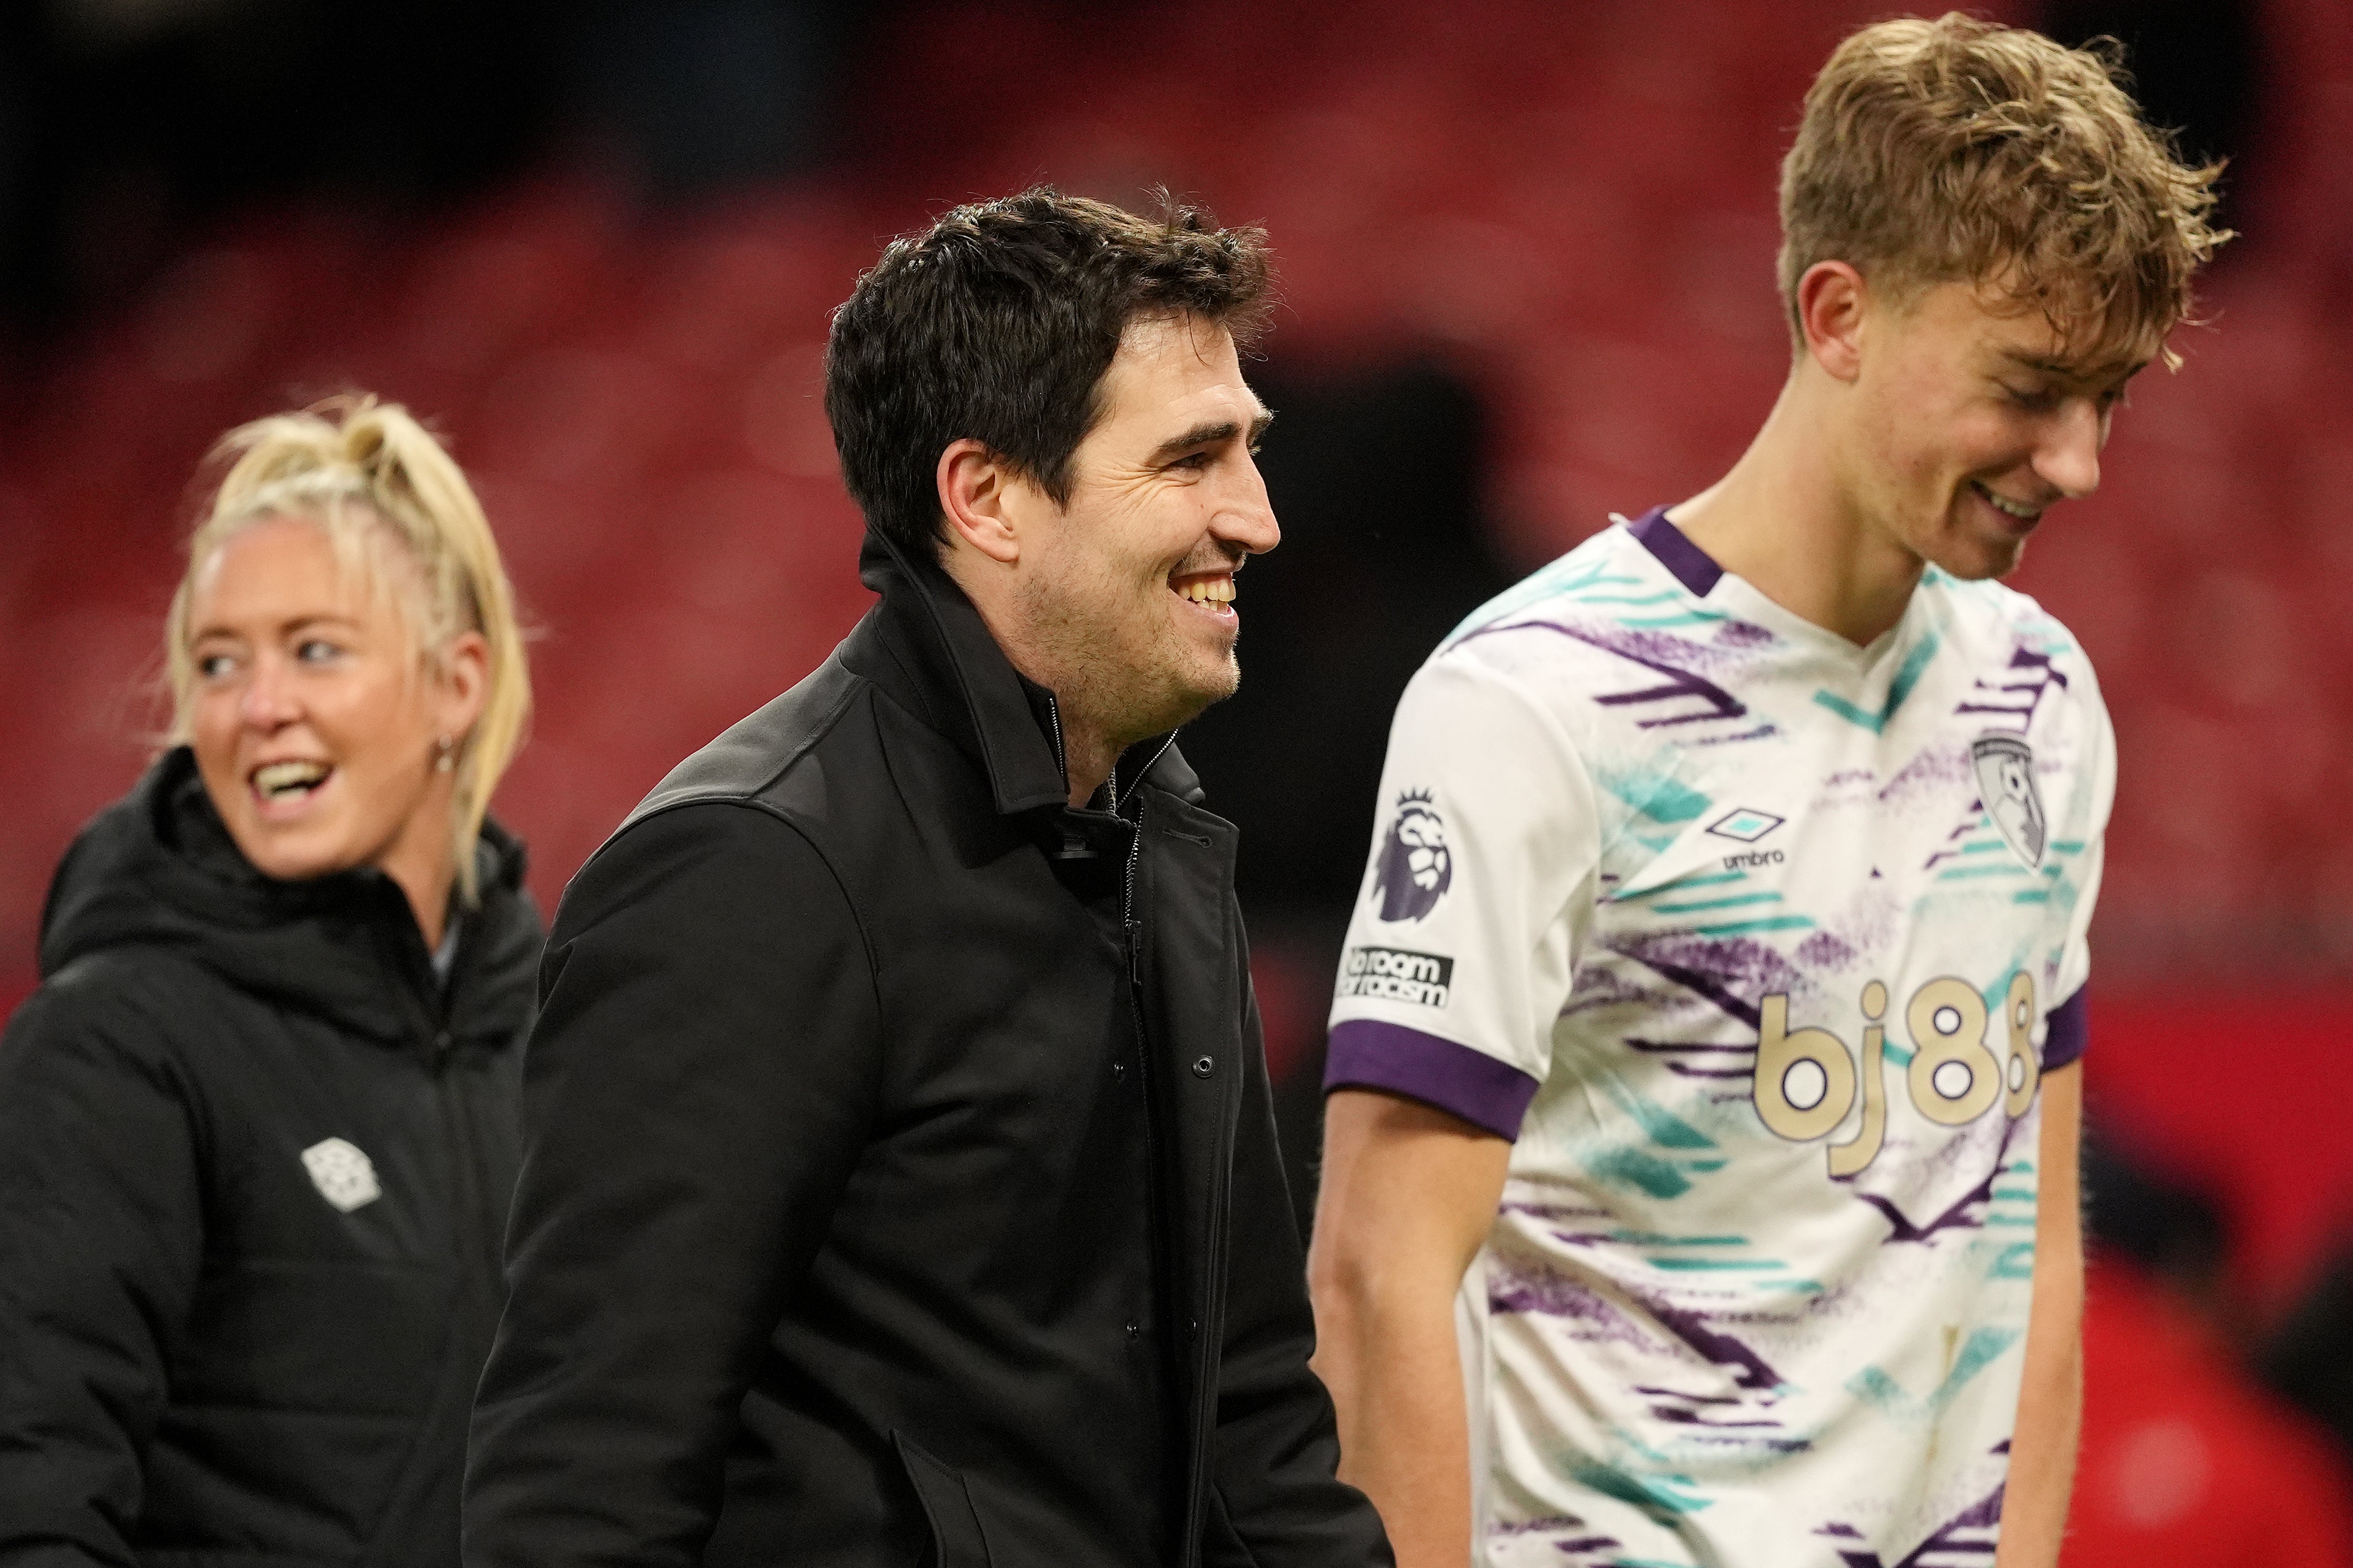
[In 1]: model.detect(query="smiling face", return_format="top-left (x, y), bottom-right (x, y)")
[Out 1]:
top-left (1002, 314), bottom-right (1279, 747)
top-left (1842, 278), bottom-right (2144, 580)
top-left (183, 512), bottom-right (482, 894)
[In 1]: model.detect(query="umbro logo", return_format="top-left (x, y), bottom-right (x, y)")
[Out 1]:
top-left (1708, 807), bottom-right (1787, 870)
top-left (1706, 807), bottom-right (1784, 844)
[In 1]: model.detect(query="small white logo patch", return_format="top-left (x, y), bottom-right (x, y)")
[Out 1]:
top-left (1970, 734), bottom-right (2047, 867)
top-left (301, 1137), bottom-right (382, 1213)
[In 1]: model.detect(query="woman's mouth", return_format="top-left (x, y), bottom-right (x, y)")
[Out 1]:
top-left (250, 759), bottom-right (333, 807)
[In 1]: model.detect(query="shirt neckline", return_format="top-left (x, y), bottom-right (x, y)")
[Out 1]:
top-left (1625, 506), bottom-right (1723, 598)
top-left (1623, 505), bottom-right (1925, 668)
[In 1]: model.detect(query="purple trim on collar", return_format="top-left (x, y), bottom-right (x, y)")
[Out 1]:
top-left (2042, 985), bottom-right (2089, 1070)
top-left (1324, 1020), bottom-right (1537, 1141)
top-left (1627, 507), bottom-right (1724, 598)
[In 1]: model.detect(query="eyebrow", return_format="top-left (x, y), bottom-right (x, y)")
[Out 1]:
top-left (1148, 408), bottom-right (1275, 464)
top-left (2000, 349), bottom-right (2147, 383)
top-left (189, 613), bottom-right (362, 644)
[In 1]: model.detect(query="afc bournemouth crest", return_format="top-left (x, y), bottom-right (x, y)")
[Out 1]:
top-left (1971, 734), bottom-right (2047, 868)
top-left (1372, 790), bottom-right (1453, 921)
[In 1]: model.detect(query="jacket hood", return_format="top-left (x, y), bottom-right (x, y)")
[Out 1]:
top-left (39, 747), bottom-right (537, 1046)
top-left (854, 528), bottom-right (1206, 815)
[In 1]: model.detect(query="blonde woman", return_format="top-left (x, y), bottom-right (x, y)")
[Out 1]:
top-left (0, 397), bottom-right (537, 1568)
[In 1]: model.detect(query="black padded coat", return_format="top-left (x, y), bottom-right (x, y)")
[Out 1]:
top-left (0, 749), bottom-right (541, 1568)
top-left (463, 539), bottom-right (1391, 1568)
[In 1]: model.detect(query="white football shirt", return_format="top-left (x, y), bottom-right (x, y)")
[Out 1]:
top-left (1327, 510), bottom-right (2110, 1568)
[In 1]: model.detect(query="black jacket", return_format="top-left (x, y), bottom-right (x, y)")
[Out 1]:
top-left (0, 749), bottom-right (541, 1568)
top-left (465, 542), bottom-right (1389, 1568)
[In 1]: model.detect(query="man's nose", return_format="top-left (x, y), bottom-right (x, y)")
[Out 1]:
top-left (1213, 458), bottom-right (1281, 556)
top-left (2033, 398), bottom-right (2104, 500)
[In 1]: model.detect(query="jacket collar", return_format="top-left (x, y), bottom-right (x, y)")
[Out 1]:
top-left (847, 529), bottom-right (1207, 817)
top-left (38, 747), bottom-right (538, 1046)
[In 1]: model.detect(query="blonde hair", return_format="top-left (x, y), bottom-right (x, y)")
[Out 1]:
top-left (164, 395), bottom-right (531, 903)
top-left (1779, 13), bottom-right (2231, 368)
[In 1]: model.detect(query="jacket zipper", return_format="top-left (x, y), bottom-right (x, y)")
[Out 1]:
top-left (410, 913), bottom-right (500, 1302)
top-left (1185, 1031), bottom-right (1236, 1565)
top-left (1045, 693), bottom-right (1068, 792)
top-left (1120, 798), bottom-right (1195, 1550)
top-left (1045, 713), bottom-right (1197, 1549)
top-left (1120, 814), bottom-right (1144, 987)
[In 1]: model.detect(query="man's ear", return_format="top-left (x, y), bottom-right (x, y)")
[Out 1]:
top-left (937, 439), bottom-right (1022, 566)
top-left (1796, 260), bottom-right (1868, 383)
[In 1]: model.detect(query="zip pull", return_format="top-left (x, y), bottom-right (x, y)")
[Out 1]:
top-left (1125, 919), bottom-right (1144, 985)
top-left (1044, 692), bottom-right (1068, 785)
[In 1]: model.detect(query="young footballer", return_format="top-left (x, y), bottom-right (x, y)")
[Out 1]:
top-left (1308, 16), bottom-right (2225, 1568)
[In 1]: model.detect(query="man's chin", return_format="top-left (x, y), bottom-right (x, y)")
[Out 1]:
top-left (1180, 669), bottom-right (1243, 725)
top-left (1138, 654), bottom-right (1241, 738)
top-left (1924, 527), bottom-right (2031, 583)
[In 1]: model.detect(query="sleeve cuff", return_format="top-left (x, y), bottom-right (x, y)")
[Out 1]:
top-left (1323, 1020), bottom-right (1538, 1141)
top-left (2042, 985), bottom-right (2089, 1070)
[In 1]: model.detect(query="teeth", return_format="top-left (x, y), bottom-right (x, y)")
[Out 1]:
top-left (254, 761), bottom-right (328, 798)
top-left (1974, 482), bottom-right (2039, 520)
top-left (1176, 578), bottom-right (1234, 605)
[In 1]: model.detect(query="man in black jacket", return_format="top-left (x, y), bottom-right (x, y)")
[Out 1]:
top-left (464, 190), bottom-right (1392, 1567)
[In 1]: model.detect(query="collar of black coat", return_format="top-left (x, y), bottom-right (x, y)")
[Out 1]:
top-left (35, 745), bottom-right (540, 1045)
top-left (852, 528), bottom-right (1207, 816)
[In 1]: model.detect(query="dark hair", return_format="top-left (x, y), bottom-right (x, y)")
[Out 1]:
top-left (825, 187), bottom-right (1274, 559)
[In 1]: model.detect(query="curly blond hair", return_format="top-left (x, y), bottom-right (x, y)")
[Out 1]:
top-left (165, 396), bottom-right (531, 903)
top-left (1779, 13), bottom-right (2231, 368)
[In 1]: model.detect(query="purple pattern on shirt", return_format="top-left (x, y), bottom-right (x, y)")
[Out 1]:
top-left (1954, 644), bottom-right (2070, 734)
top-left (1607, 930), bottom-right (1810, 1032)
top-left (1485, 1259), bottom-right (1664, 1359)
top-left (1881, 741), bottom-right (1978, 809)
top-left (1630, 1289), bottom-right (1788, 1392)
top-left (1324, 1019), bottom-right (1539, 1140)
top-left (1625, 1036), bottom-right (1758, 1080)
top-left (1570, 626), bottom-right (1752, 728)
top-left (1848, 1166), bottom-right (2000, 1245)
top-left (1637, 1384), bottom-right (1788, 1434)
top-left (1817, 1476), bottom-right (2006, 1566)
top-left (1489, 1518), bottom-right (1626, 1566)
top-left (1794, 927), bottom-right (1861, 971)
top-left (1459, 615), bottom-right (1753, 731)
top-left (1846, 1116), bottom-right (2034, 1248)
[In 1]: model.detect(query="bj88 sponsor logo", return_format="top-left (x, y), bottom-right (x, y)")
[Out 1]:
top-left (1751, 972), bottom-right (2041, 1175)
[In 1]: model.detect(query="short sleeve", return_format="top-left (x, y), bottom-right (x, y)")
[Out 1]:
top-left (2044, 688), bottom-right (2115, 1070)
top-left (1324, 650), bottom-right (1601, 1140)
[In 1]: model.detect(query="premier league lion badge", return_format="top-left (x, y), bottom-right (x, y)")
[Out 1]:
top-left (1970, 734), bottom-right (2047, 868)
top-left (1372, 790), bottom-right (1453, 921)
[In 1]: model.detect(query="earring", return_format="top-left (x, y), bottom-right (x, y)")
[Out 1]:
top-left (433, 735), bottom-right (456, 773)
